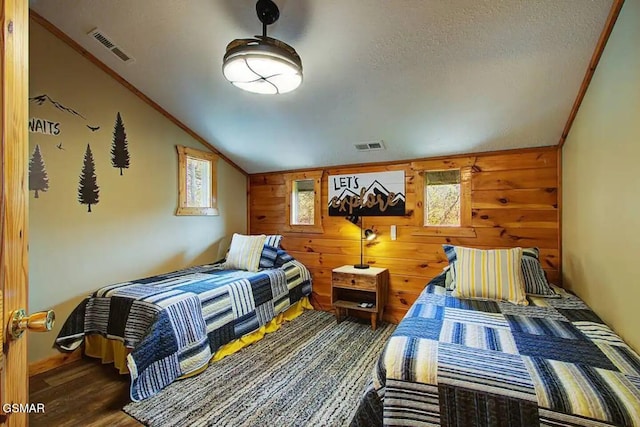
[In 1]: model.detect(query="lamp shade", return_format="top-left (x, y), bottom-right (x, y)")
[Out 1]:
top-left (353, 219), bottom-right (377, 270)
top-left (345, 215), bottom-right (360, 225)
top-left (223, 37), bottom-right (303, 95)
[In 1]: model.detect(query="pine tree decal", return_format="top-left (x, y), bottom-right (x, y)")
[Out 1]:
top-left (29, 144), bottom-right (49, 198)
top-left (78, 144), bottom-right (99, 213)
top-left (111, 112), bottom-right (130, 175)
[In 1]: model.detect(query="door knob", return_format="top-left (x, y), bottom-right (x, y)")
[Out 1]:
top-left (9, 309), bottom-right (55, 340)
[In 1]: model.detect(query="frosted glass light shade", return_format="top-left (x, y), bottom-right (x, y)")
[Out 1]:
top-left (223, 38), bottom-right (302, 95)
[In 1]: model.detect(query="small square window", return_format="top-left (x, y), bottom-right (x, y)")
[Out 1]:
top-left (292, 179), bottom-right (315, 225)
top-left (425, 170), bottom-right (461, 226)
top-left (284, 171), bottom-right (323, 233)
top-left (176, 145), bottom-right (218, 216)
top-left (186, 157), bottom-right (211, 208)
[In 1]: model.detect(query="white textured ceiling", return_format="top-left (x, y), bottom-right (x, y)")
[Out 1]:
top-left (29, 0), bottom-right (612, 173)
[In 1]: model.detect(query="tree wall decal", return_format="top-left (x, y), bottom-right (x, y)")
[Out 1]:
top-left (29, 144), bottom-right (49, 198)
top-left (78, 144), bottom-right (100, 213)
top-left (111, 112), bottom-right (130, 175)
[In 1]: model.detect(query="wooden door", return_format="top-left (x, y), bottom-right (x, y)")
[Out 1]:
top-left (1, 0), bottom-right (29, 425)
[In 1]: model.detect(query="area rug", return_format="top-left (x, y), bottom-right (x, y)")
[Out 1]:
top-left (123, 310), bottom-right (395, 427)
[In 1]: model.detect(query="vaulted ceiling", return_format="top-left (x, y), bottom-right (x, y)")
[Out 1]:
top-left (29, 0), bottom-right (612, 173)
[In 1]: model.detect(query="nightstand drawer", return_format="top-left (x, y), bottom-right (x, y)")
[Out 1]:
top-left (332, 272), bottom-right (377, 291)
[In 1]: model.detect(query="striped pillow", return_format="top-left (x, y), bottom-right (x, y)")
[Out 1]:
top-left (259, 245), bottom-right (279, 269)
top-left (452, 246), bottom-right (528, 306)
top-left (443, 245), bottom-right (556, 297)
top-left (521, 248), bottom-right (557, 297)
top-left (224, 233), bottom-right (267, 272)
top-left (264, 234), bottom-right (283, 248)
top-left (274, 249), bottom-right (294, 268)
top-left (442, 244), bottom-right (457, 290)
top-left (259, 235), bottom-right (283, 269)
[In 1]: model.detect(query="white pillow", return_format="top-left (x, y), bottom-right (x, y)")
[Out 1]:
top-left (224, 234), bottom-right (267, 272)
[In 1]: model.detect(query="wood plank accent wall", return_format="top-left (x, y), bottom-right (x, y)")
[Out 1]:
top-left (249, 146), bottom-right (560, 322)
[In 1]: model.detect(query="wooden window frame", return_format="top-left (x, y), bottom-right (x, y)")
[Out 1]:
top-left (413, 163), bottom-right (475, 237)
top-left (284, 170), bottom-right (324, 233)
top-left (176, 145), bottom-right (219, 216)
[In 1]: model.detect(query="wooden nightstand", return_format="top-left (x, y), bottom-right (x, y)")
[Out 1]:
top-left (331, 265), bottom-right (389, 330)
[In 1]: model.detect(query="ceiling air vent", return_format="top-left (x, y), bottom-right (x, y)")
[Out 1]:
top-left (354, 141), bottom-right (386, 152)
top-left (87, 28), bottom-right (135, 64)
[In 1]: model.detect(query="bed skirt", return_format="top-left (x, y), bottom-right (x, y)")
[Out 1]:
top-left (84, 296), bottom-right (314, 377)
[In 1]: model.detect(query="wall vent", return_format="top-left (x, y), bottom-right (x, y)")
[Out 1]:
top-left (87, 28), bottom-right (135, 64)
top-left (354, 141), bottom-right (386, 152)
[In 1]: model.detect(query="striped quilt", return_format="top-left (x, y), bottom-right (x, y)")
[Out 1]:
top-left (353, 277), bottom-right (640, 426)
top-left (56, 258), bottom-right (312, 401)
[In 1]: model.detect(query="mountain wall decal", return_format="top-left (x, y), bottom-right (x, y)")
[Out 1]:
top-left (29, 94), bottom-right (86, 120)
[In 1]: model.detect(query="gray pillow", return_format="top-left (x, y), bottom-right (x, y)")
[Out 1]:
top-left (521, 248), bottom-right (558, 297)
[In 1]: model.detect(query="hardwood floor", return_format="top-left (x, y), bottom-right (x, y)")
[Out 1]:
top-left (29, 357), bottom-right (141, 426)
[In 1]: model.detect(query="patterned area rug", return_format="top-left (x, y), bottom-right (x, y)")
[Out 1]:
top-left (123, 310), bottom-right (395, 426)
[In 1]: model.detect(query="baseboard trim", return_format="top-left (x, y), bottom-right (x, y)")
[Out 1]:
top-left (29, 349), bottom-right (82, 376)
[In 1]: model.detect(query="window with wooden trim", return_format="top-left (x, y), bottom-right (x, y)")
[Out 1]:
top-left (425, 170), bottom-right (461, 226)
top-left (285, 171), bottom-right (323, 233)
top-left (414, 166), bottom-right (475, 237)
top-left (292, 179), bottom-right (315, 225)
top-left (176, 145), bottom-right (219, 216)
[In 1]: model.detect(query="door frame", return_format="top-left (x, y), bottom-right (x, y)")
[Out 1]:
top-left (1, 0), bottom-right (30, 425)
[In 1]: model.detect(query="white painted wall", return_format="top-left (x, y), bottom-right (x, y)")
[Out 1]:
top-left (28, 20), bottom-right (247, 363)
top-left (563, 0), bottom-right (640, 351)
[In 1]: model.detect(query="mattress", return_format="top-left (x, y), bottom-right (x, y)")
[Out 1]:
top-left (352, 278), bottom-right (640, 426)
top-left (56, 257), bottom-right (312, 401)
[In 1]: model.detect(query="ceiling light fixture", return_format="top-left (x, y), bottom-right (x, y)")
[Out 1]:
top-left (222, 0), bottom-right (303, 95)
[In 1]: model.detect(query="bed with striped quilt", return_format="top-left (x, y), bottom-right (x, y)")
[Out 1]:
top-left (352, 275), bottom-right (640, 426)
top-left (55, 254), bottom-right (312, 401)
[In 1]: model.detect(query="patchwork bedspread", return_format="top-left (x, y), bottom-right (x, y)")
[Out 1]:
top-left (353, 281), bottom-right (640, 426)
top-left (56, 259), bottom-right (312, 401)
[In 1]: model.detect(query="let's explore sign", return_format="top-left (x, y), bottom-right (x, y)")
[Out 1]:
top-left (328, 170), bottom-right (405, 216)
